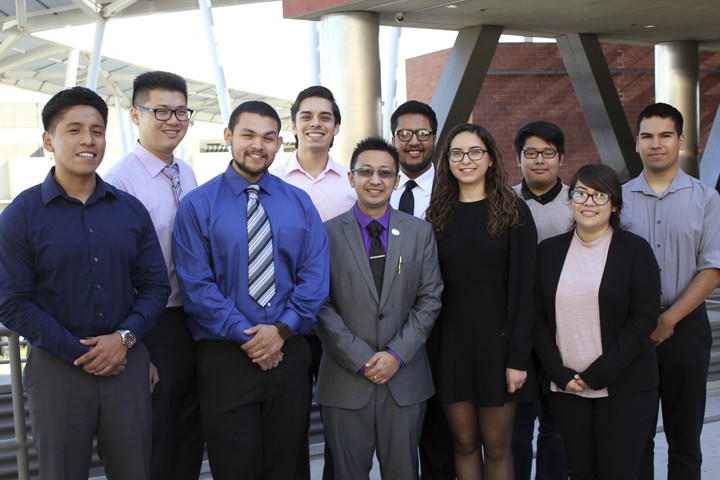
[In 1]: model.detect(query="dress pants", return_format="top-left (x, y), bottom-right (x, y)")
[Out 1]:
top-left (306, 334), bottom-right (335, 480)
top-left (418, 395), bottom-right (456, 480)
top-left (512, 395), bottom-right (568, 480)
top-left (323, 384), bottom-right (426, 480)
top-left (142, 307), bottom-right (203, 480)
top-left (25, 342), bottom-right (152, 480)
top-left (641, 304), bottom-right (711, 480)
top-left (549, 388), bottom-right (658, 480)
top-left (198, 336), bottom-right (312, 480)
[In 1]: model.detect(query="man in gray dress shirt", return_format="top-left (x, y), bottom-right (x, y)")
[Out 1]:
top-left (622, 102), bottom-right (720, 479)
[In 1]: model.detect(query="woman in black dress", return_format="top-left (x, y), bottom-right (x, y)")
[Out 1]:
top-left (426, 123), bottom-right (537, 479)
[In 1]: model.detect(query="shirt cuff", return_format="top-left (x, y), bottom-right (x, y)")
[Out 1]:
top-left (386, 348), bottom-right (405, 367)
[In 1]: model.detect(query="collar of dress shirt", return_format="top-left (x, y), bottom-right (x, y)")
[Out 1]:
top-left (398, 163), bottom-right (435, 193)
top-left (41, 167), bottom-right (114, 205)
top-left (133, 140), bottom-right (180, 178)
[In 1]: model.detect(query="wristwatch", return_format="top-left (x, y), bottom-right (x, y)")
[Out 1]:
top-left (116, 329), bottom-right (137, 349)
top-left (273, 321), bottom-right (292, 340)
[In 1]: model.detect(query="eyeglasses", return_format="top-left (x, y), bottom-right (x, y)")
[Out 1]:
top-left (522, 149), bottom-right (558, 159)
top-left (135, 105), bottom-right (194, 122)
top-left (352, 168), bottom-right (397, 179)
top-left (448, 148), bottom-right (487, 163)
top-left (394, 129), bottom-right (433, 142)
top-left (571, 190), bottom-right (612, 206)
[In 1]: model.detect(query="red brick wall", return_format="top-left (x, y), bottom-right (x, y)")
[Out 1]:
top-left (406, 43), bottom-right (720, 185)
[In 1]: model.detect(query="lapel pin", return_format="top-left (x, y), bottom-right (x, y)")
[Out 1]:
top-left (391, 228), bottom-right (400, 236)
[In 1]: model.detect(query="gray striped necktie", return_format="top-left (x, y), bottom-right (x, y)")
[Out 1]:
top-left (246, 185), bottom-right (275, 306)
top-left (162, 163), bottom-right (183, 204)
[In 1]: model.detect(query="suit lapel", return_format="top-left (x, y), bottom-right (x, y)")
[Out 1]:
top-left (379, 210), bottom-right (403, 309)
top-left (341, 213), bottom-right (380, 303)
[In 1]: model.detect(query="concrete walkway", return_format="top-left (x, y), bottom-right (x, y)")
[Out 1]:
top-left (309, 381), bottom-right (720, 479)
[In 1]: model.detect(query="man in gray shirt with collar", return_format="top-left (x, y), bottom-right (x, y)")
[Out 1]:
top-left (622, 102), bottom-right (720, 479)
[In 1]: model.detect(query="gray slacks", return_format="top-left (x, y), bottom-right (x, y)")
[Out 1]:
top-left (24, 343), bottom-right (152, 480)
top-left (322, 384), bottom-right (426, 480)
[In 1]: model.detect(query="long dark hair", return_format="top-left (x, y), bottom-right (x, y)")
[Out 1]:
top-left (426, 123), bottom-right (520, 237)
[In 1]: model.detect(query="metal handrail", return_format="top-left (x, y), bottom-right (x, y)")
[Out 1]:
top-left (0, 324), bottom-right (31, 480)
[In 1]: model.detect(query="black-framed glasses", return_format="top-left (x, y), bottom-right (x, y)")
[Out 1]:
top-left (571, 190), bottom-right (612, 206)
top-left (135, 105), bottom-right (194, 122)
top-left (522, 149), bottom-right (558, 159)
top-left (448, 148), bottom-right (487, 162)
top-left (394, 129), bottom-right (433, 142)
top-left (352, 168), bottom-right (397, 179)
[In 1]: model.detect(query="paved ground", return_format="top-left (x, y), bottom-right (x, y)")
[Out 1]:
top-left (309, 382), bottom-right (720, 479)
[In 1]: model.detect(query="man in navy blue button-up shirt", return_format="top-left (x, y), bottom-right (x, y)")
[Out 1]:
top-left (0, 87), bottom-right (170, 480)
top-left (173, 100), bottom-right (329, 480)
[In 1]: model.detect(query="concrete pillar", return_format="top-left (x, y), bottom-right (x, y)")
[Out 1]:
top-left (557, 33), bottom-right (639, 180)
top-left (430, 25), bottom-right (503, 157)
top-left (655, 41), bottom-right (699, 178)
top-left (321, 12), bottom-right (382, 166)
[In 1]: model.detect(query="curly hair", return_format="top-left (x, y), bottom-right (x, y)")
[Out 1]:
top-left (426, 123), bottom-right (520, 237)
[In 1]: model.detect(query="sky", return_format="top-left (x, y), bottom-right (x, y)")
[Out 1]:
top-left (27, 2), bottom-right (459, 103)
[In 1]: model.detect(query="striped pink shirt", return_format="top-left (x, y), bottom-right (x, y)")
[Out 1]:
top-left (552, 227), bottom-right (613, 398)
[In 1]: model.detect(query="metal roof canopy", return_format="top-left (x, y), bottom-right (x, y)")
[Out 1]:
top-left (0, 0), bottom-right (292, 127)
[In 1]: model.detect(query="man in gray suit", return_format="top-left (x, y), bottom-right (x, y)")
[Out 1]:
top-left (315, 137), bottom-right (443, 480)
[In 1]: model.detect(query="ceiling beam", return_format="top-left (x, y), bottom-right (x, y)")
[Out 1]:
top-left (0, 33), bottom-right (21, 60)
top-left (70, 0), bottom-right (103, 21)
top-left (102, 0), bottom-right (141, 19)
top-left (14, 0), bottom-right (27, 32)
top-left (0, 44), bottom-right (68, 73)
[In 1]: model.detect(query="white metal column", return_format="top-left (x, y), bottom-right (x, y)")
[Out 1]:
top-left (198, 0), bottom-right (232, 127)
top-left (64, 48), bottom-right (80, 88)
top-left (85, 19), bottom-right (105, 91)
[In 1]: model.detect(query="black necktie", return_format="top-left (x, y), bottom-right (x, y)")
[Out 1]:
top-left (398, 180), bottom-right (417, 215)
top-left (366, 220), bottom-right (385, 294)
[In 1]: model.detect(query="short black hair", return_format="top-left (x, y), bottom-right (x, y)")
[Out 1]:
top-left (42, 86), bottom-right (108, 133)
top-left (290, 85), bottom-right (341, 125)
top-left (637, 102), bottom-right (683, 136)
top-left (568, 163), bottom-right (624, 230)
top-left (513, 121), bottom-right (565, 155)
top-left (350, 136), bottom-right (399, 171)
top-left (228, 100), bottom-right (281, 133)
top-left (390, 100), bottom-right (438, 134)
top-left (290, 85), bottom-right (341, 149)
top-left (132, 71), bottom-right (188, 106)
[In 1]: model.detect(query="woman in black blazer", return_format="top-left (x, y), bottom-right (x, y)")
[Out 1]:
top-left (534, 164), bottom-right (660, 480)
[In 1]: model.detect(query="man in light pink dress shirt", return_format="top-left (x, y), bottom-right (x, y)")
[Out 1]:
top-left (270, 86), bottom-right (356, 480)
top-left (104, 71), bottom-right (203, 480)
top-left (270, 85), bottom-right (356, 222)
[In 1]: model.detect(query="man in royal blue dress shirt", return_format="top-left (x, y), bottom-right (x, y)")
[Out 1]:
top-left (0, 87), bottom-right (170, 479)
top-left (173, 100), bottom-right (330, 480)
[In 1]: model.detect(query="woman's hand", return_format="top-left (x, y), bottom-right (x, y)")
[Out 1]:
top-left (564, 378), bottom-right (586, 393)
top-left (506, 368), bottom-right (527, 393)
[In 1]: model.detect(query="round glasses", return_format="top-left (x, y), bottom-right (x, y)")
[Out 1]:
top-left (135, 105), bottom-right (194, 122)
top-left (394, 129), bottom-right (433, 142)
top-left (571, 190), bottom-right (612, 206)
top-left (522, 149), bottom-right (558, 159)
top-left (448, 148), bottom-right (487, 162)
